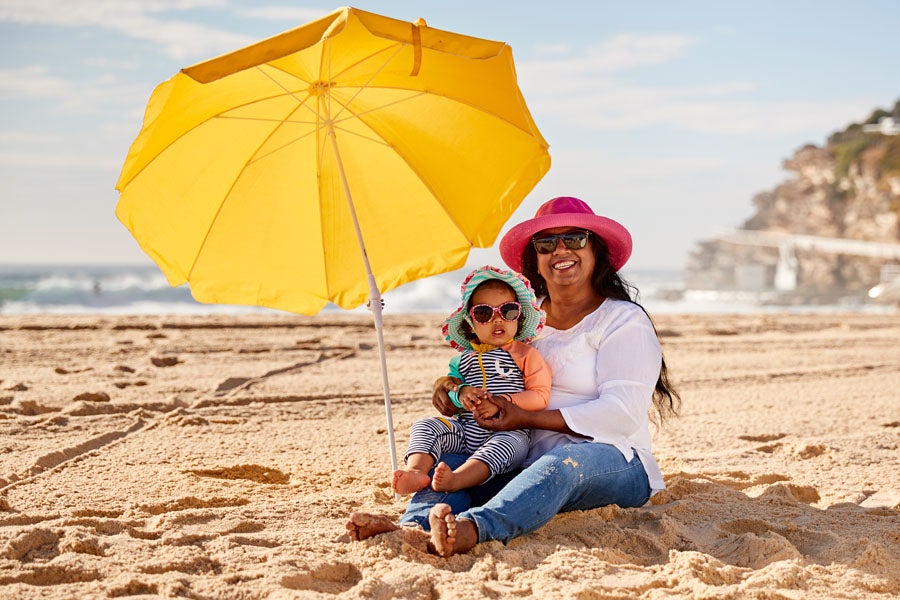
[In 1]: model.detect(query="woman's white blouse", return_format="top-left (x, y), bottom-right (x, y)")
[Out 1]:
top-left (529, 298), bottom-right (666, 492)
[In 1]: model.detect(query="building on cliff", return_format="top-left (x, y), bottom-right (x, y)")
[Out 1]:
top-left (685, 101), bottom-right (900, 306)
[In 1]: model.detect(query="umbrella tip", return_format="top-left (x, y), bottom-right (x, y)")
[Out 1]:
top-left (414, 18), bottom-right (427, 27)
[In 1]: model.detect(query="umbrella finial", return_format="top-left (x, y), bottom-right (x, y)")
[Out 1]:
top-left (410, 19), bottom-right (426, 76)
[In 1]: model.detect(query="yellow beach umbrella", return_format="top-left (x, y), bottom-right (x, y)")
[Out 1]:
top-left (115, 6), bottom-right (550, 471)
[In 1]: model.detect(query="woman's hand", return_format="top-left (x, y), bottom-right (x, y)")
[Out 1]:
top-left (432, 376), bottom-right (462, 416)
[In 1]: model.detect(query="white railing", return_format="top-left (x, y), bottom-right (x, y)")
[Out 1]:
top-left (714, 229), bottom-right (900, 259)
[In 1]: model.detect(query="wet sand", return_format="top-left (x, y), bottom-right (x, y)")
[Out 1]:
top-left (1, 312), bottom-right (898, 598)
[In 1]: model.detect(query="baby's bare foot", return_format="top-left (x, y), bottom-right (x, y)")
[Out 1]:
top-left (346, 512), bottom-right (399, 541)
top-left (392, 468), bottom-right (431, 495)
top-left (428, 503), bottom-right (457, 557)
top-left (430, 461), bottom-right (460, 492)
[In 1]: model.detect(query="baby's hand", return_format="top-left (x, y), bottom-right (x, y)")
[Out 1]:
top-left (473, 395), bottom-right (500, 420)
top-left (457, 386), bottom-right (487, 411)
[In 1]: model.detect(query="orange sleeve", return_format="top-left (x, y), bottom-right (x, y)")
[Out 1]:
top-left (504, 341), bottom-right (552, 410)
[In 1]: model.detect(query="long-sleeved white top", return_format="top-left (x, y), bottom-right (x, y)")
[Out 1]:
top-left (527, 298), bottom-right (666, 493)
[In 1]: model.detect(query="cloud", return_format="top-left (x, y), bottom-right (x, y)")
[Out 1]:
top-left (0, 131), bottom-right (64, 144)
top-left (517, 35), bottom-right (871, 138)
top-left (0, 66), bottom-right (154, 126)
top-left (532, 42), bottom-right (573, 55)
top-left (0, 66), bottom-right (69, 99)
top-left (0, 0), bottom-right (225, 26)
top-left (0, 0), bottom-right (252, 60)
top-left (528, 33), bottom-right (694, 76)
top-left (0, 151), bottom-right (120, 170)
top-left (83, 57), bottom-right (141, 70)
top-left (116, 18), bottom-right (254, 61)
top-left (235, 6), bottom-right (330, 22)
top-left (527, 79), bottom-right (874, 137)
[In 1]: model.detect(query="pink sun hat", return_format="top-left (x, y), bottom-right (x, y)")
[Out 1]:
top-left (499, 196), bottom-right (633, 273)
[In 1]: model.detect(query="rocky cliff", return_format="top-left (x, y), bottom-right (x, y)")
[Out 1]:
top-left (685, 100), bottom-right (900, 299)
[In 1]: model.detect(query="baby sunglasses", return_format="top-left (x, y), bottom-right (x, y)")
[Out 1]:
top-left (468, 301), bottom-right (522, 324)
top-left (531, 231), bottom-right (590, 254)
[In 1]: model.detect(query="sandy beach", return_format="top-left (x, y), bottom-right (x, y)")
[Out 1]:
top-left (1, 311), bottom-right (898, 599)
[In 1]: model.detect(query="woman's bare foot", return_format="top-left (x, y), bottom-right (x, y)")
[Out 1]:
top-left (428, 503), bottom-right (478, 557)
top-left (345, 512), bottom-right (399, 541)
top-left (392, 468), bottom-right (431, 495)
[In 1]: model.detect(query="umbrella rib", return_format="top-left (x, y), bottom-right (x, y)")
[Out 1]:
top-left (326, 43), bottom-right (406, 123)
top-left (331, 90), bottom-right (426, 124)
top-left (245, 127), bottom-right (318, 165)
top-left (150, 37), bottom-right (543, 281)
top-left (185, 100), bottom-right (312, 280)
top-left (318, 39), bottom-right (542, 139)
top-left (118, 72), bottom-right (318, 189)
top-left (325, 94), bottom-right (470, 240)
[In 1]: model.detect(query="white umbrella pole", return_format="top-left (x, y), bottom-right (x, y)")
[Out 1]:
top-left (326, 123), bottom-right (399, 476)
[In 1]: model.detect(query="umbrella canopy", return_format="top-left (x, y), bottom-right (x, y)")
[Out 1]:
top-left (115, 6), bottom-right (550, 473)
top-left (116, 6), bottom-right (550, 314)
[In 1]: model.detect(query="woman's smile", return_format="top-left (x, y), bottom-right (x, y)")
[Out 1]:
top-left (551, 259), bottom-right (577, 271)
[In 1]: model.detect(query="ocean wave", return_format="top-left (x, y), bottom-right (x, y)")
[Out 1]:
top-left (1, 264), bottom-right (893, 316)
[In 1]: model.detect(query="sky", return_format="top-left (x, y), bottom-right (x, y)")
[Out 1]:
top-left (1, 0), bottom-right (898, 272)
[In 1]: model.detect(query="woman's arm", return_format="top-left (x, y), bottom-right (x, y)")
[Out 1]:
top-left (561, 309), bottom-right (661, 440)
top-left (473, 395), bottom-right (577, 435)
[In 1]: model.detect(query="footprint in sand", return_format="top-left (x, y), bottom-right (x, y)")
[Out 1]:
top-left (708, 530), bottom-right (801, 569)
top-left (107, 580), bottom-right (158, 597)
top-left (60, 530), bottom-right (105, 557)
top-left (5, 528), bottom-right (61, 561)
top-left (73, 392), bottom-right (110, 403)
top-left (754, 442), bottom-right (784, 454)
top-left (281, 562), bottom-right (362, 594)
top-left (137, 496), bottom-right (250, 516)
top-left (138, 554), bottom-right (221, 576)
top-left (150, 356), bottom-right (180, 367)
top-left (758, 482), bottom-right (821, 504)
top-left (794, 444), bottom-right (828, 459)
top-left (114, 381), bottom-right (147, 389)
top-left (13, 400), bottom-right (58, 416)
top-left (54, 367), bottom-right (93, 375)
top-left (3, 563), bottom-right (101, 586)
top-left (738, 433), bottom-right (786, 443)
top-left (187, 464), bottom-right (290, 485)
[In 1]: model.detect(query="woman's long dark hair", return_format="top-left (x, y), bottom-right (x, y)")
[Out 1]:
top-left (521, 232), bottom-right (680, 424)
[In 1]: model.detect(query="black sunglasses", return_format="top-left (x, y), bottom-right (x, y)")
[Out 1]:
top-left (469, 301), bottom-right (522, 324)
top-left (531, 231), bottom-right (590, 254)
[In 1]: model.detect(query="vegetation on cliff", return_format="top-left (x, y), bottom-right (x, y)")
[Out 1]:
top-left (685, 99), bottom-right (900, 297)
top-left (829, 99), bottom-right (900, 182)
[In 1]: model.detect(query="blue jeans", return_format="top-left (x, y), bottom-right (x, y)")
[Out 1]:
top-left (399, 443), bottom-right (651, 543)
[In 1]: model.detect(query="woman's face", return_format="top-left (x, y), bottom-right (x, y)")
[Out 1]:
top-left (533, 226), bottom-right (595, 292)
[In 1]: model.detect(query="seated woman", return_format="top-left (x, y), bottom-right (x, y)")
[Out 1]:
top-left (347, 196), bottom-right (679, 557)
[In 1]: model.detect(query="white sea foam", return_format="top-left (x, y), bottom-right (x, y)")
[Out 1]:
top-left (0, 264), bottom-right (894, 316)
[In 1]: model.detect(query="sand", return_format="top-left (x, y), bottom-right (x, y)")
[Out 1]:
top-left (0, 311), bottom-right (898, 599)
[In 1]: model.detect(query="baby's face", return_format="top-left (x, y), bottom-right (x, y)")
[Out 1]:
top-left (468, 285), bottom-right (519, 346)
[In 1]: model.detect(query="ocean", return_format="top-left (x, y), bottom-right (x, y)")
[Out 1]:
top-left (0, 263), bottom-right (893, 316)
